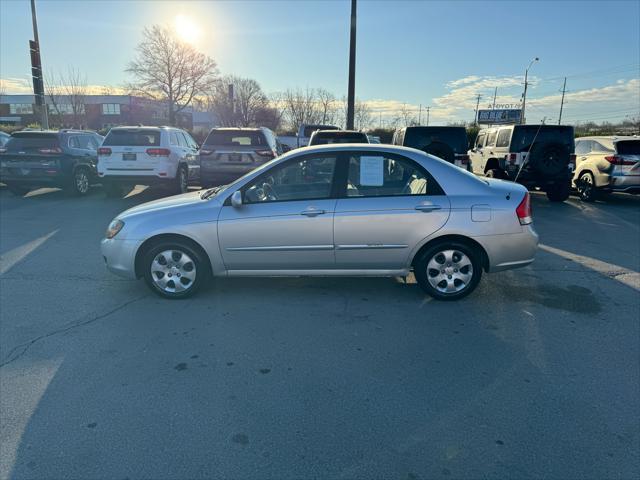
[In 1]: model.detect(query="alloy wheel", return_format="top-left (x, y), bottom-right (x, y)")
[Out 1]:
top-left (75, 170), bottom-right (89, 194)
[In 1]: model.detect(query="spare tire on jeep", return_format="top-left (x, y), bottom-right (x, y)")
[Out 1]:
top-left (423, 142), bottom-right (455, 163)
top-left (527, 142), bottom-right (569, 177)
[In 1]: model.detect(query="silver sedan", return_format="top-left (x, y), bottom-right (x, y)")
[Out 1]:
top-left (101, 144), bottom-right (538, 301)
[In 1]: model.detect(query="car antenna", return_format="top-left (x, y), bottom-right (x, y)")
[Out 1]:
top-left (514, 117), bottom-right (546, 183)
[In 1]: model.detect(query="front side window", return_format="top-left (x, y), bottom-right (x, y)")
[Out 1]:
top-left (476, 133), bottom-right (485, 148)
top-left (102, 103), bottom-right (121, 115)
top-left (346, 154), bottom-right (432, 197)
top-left (244, 155), bottom-right (337, 204)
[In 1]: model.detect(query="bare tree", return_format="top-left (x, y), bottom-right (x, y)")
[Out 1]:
top-left (45, 67), bottom-right (87, 128)
top-left (126, 25), bottom-right (218, 126)
top-left (354, 100), bottom-right (372, 130)
top-left (282, 88), bottom-right (322, 130)
top-left (316, 88), bottom-right (338, 125)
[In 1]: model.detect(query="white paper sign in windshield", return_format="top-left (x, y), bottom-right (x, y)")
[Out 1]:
top-left (360, 156), bottom-right (384, 186)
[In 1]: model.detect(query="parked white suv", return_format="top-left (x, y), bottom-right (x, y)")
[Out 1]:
top-left (573, 136), bottom-right (640, 201)
top-left (97, 126), bottom-right (199, 197)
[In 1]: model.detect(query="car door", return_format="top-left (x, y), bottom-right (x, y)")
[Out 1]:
top-left (217, 152), bottom-right (339, 271)
top-left (333, 152), bottom-right (450, 270)
top-left (470, 131), bottom-right (486, 174)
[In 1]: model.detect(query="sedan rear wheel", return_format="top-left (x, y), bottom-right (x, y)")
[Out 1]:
top-left (143, 241), bottom-right (208, 299)
top-left (414, 241), bottom-right (482, 301)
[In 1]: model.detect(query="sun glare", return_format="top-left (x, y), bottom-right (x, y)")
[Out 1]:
top-left (174, 14), bottom-right (201, 44)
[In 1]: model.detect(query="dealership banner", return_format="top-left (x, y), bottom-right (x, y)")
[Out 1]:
top-left (478, 109), bottom-right (522, 124)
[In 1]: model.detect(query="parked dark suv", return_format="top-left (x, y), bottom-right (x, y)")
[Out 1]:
top-left (468, 125), bottom-right (575, 202)
top-left (0, 130), bottom-right (103, 196)
top-left (392, 126), bottom-right (470, 169)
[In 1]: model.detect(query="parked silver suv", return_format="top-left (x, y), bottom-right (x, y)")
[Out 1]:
top-left (199, 127), bottom-right (280, 187)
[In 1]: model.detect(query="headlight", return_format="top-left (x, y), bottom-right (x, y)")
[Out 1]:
top-left (105, 219), bottom-right (124, 239)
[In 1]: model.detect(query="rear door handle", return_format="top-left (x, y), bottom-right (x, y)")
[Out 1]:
top-left (301, 208), bottom-right (326, 217)
top-left (415, 204), bottom-right (442, 212)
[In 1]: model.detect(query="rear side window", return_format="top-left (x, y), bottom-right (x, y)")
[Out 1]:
top-left (4, 133), bottom-right (60, 152)
top-left (103, 129), bottom-right (161, 147)
top-left (345, 154), bottom-right (440, 197)
top-left (591, 141), bottom-right (614, 153)
top-left (575, 140), bottom-right (591, 155)
top-left (496, 129), bottom-right (511, 147)
top-left (204, 131), bottom-right (266, 147)
top-left (615, 140), bottom-right (640, 155)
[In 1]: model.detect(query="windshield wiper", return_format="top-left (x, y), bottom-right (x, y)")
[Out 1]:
top-left (200, 185), bottom-right (226, 200)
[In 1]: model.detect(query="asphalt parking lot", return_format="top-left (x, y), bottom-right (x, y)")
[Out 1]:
top-left (0, 185), bottom-right (638, 479)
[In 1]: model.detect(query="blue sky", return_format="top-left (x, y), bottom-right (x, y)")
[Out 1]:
top-left (1, 0), bottom-right (638, 125)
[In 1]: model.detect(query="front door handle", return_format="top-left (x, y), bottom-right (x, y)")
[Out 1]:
top-left (415, 204), bottom-right (442, 212)
top-left (301, 208), bottom-right (326, 217)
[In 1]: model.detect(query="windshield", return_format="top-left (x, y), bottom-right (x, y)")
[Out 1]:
top-left (103, 129), bottom-right (161, 146)
top-left (204, 131), bottom-right (265, 146)
top-left (303, 125), bottom-right (339, 137)
top-left (4, 133), bottom-right (60, 152)
top-left (510, 126), bottom-right (574, 152)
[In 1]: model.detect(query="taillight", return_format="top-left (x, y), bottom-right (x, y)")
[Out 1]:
top-left (606, 155), bottom-right (635, 166)
top-left (38, 147), bottom-right (63, 154)
top-left (455, 154), bottom-right (469, 164)
top-left (146, 148), bottom-right (171, 157)
top-left (98, 147), bottom-right (112, 156)
top-left (199, 149), bottom-right (215, 156)
top-left (256, 149), bottom-right (275, 158)
top-left (508, 153), bottom-right (517, 164)
top-left (516, 192), bottom-right (532, 225)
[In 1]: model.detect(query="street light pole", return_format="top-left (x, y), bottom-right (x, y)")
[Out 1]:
top-left (346, 0), bottom-right (357, 130)
top-left (30, 0), bottom-right (48, 129)
top-left (521, 57), bottom-right (538, 125)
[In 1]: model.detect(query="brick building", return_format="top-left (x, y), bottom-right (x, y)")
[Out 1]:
top-left (0, 94), bottom-right (198, 131)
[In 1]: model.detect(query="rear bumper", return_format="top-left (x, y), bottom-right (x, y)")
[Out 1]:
top-left (99, 174), bottom-right (175, 185)
top-left (474, 225), bottom-right (539, 273)
top-left (0, 171), bottom-right (68, 186)
top-left (201, 167), bottom-right (256, 186)
top-left (100, 238), bottom-right (140, 279)
top-left (609, 174), bottom-right (640, 193)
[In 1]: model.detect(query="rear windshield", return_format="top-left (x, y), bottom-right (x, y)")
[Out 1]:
top-left (403, 127), bottom-right (468, 153)
top-left (303, 125), bottom-right (339, 137)
top-left (103, 129), bottom-right (161, 147)
top-left (616, 140), bottom-right (640, 155)
top-left (510, 126), bottom-right (574, 152)
top-left (204, 131), bottom-right (265, 147)
top-left (4, 133), bottom-right (60, 152)
top-left (311, 132), bottom-right (368, 145)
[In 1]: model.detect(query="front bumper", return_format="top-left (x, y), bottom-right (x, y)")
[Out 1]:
top-left (475, 225), bottom-right (539, 273)
top-left (101, 237), bottom-right (140, 279)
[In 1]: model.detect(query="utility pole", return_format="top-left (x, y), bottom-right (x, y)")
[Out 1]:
top-left (30, 0), bottom-right (48, 129)
top-left (558, 77), bottom-right (567, 125)
top-left (492, 87), bottom-right (497, 110)
top-left (521, 57), bottom-right (539, 125)
top-left (425, 106), bottom-right (431, 126)
top-left (346, 0), bottom-right (357, 130)
top-left (418, 104), bottom-right (422, 125)
top-left (474, 94), bottom-right (482, 126)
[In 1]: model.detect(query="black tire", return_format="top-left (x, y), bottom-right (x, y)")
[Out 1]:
top-left (66, 167), bottom-right (91, 196)
top-left (486, 168), bottom-right (507, 180)
top-left (528, 142), bottom-right (569, 177)
top-left (142, 240), bottom-right (209, 299)
top-left (414, 241), bottom-right (483, 301)
top-left (6, 184), bottom-right (31, 196)
top-left (423, 142), bottom-right (455, 163)
top-left (173, 166), bottom-right (188, 195)
top-left (546, 180), bottom-right (570, 202)
top-left (577, 171), bottom-right (597, 202)
top-left (103, 182), bottom-right (123, 198)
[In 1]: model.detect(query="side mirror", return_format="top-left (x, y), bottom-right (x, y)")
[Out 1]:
top-left (231, 190), bottom-right (243, 208)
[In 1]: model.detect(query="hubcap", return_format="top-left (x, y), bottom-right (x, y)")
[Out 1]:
top-left (426, 249), bottom-right (473, 294)
top-left (150, 249), bottom-right (196, 293)
top-left (76, 172), bottom-right (89, 193)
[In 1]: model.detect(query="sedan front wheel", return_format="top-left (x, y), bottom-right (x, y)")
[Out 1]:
top-left (143, 241), bottom-right (208, 299)
top-left (414, 241), bottom-right (482, 301)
